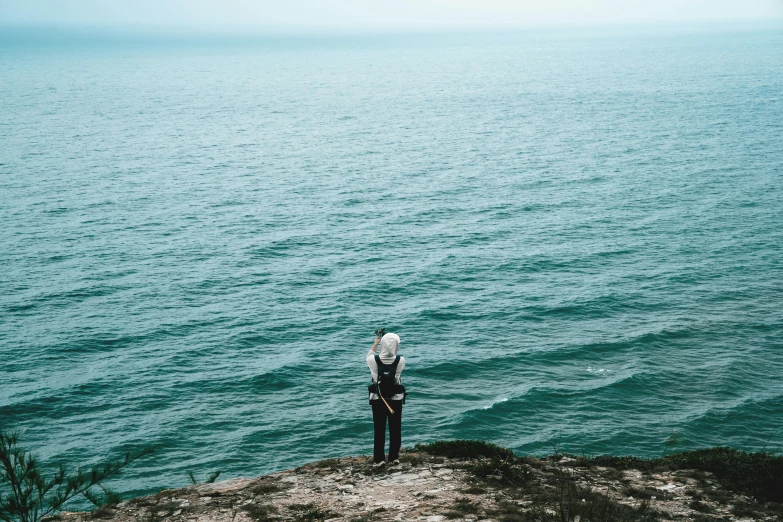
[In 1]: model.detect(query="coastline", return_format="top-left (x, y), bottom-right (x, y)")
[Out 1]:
top-left (60, 442), bottom-right (783, 522)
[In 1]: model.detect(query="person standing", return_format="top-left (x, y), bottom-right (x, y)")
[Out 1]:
top-left (366, 332), bottom-right (406, 466)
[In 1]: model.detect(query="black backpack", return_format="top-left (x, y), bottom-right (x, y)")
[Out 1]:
top-left (372, 355), bottom-right (401, 399)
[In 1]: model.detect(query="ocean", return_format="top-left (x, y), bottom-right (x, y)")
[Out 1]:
top-left (1, 25), bottom-right (782, 499)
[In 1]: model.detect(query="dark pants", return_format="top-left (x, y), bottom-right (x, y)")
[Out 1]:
top-left (371, 399), bottom-right (403, 463)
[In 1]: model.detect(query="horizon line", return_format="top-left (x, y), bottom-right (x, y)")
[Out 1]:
top-left (2, 18), bottom-right (782, 39)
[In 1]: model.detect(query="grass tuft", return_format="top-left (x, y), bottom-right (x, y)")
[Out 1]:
top-left (468, 457), bottom-right (531, 488)
top-left (288, 503), bottom-right (334, 522)
top-left (688, 500), bottom-right (714, 513)
top-left (312, 458), bottom-right (341, 469)
top-left (89, 506), bottom-right (115, 519)
top-left (249, 479), bottom-right (285, 495)
top-left (449, 497), bottom-right (481, 514)
top-left (242, 504), bottom-right (278, 522)
top-left (460, 485), bottom-right (488, 495)
top-left (398, 453), bottom-right (424, 466)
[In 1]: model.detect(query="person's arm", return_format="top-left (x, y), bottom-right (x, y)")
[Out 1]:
top-left (367, 336), bottom-right (381, 383)
top-left (368, 336), bottom-right (381, 355)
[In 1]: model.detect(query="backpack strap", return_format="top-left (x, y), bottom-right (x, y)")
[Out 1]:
top-left (373, 355), bottom-right (383, 395)
top-left (374, 355), bottom-right (400, 372)
top-left (388, 355), bottom-right (400, 372)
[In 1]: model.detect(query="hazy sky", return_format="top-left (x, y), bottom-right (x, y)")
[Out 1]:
top-left (1, 0), bottom-right (782, 31)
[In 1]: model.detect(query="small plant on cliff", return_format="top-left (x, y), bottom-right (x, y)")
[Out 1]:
top-left (288, 503), bottom-right (334, 522)
top-left (84, 484), bottom-right (123, 519)
top-left (0, 430), bottom-right (152, 522)
top-left (661, 433), bottom-right (679, 457)
top-left (443, 497), bottom-right (482, 519)
top-left (186, 470), bottom-right (221, 485)
top-left (242, 503), bottom-right (278, 522)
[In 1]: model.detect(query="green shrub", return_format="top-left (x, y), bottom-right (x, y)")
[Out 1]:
top-left (585, 447), bottom-right (783, 503)
top-left (666, 447), bottom-right (782, 503)
top-left (0, 431), bottom-right (152, 522)
top-left (414, 440), bottom-right (516, 460)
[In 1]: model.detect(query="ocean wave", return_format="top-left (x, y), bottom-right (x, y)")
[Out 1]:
top-left (482, 397), bottom-right (509, 410)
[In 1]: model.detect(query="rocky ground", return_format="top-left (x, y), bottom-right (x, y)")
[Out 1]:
top-left (62, 443), bottom-right (783, 522)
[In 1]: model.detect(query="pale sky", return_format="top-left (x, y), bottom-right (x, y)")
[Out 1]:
top-left (1, 0), bottom-right (781, 31)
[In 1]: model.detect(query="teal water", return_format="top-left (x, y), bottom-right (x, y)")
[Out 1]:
top-left (1, 27), bottom-right (782, 498)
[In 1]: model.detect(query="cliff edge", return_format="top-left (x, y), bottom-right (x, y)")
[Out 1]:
top-left (67, 442), bottom-right (783, 522)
